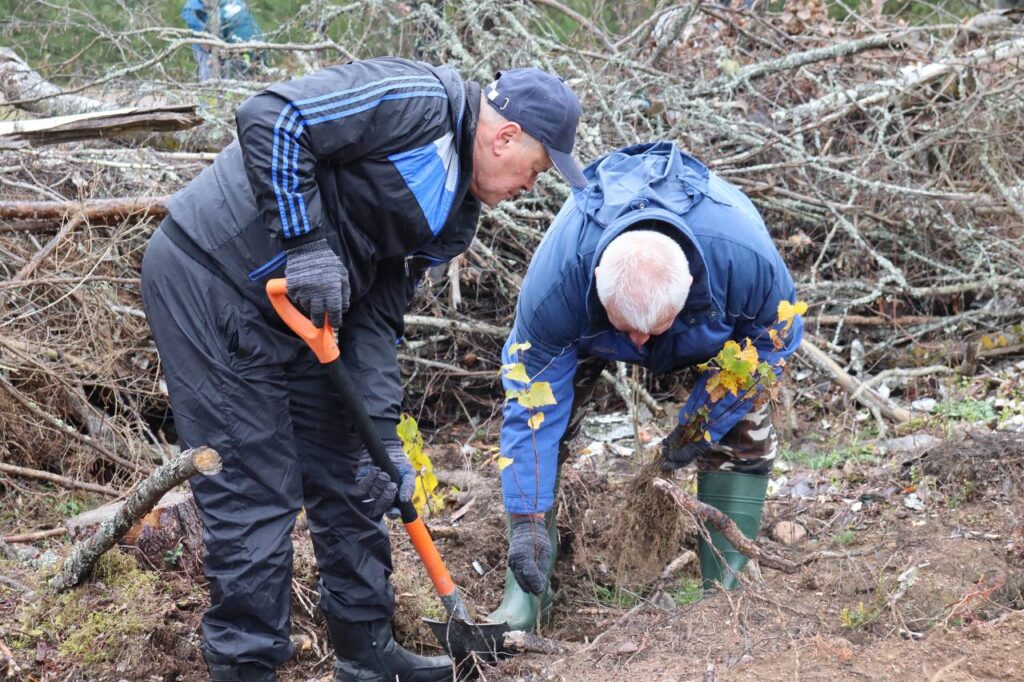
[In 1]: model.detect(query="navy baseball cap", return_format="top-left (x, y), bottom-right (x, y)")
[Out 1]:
top-left (484, 68), bottom-right (587, 189)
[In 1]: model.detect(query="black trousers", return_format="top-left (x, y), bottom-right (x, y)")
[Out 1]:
top-left (141, 227), bottom-right (407, 668)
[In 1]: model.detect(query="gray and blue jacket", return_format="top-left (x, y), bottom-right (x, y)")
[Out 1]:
top-left (165, 57), bottom-right (481, 317)
top-left (499, 142), bottom-right (803, 514)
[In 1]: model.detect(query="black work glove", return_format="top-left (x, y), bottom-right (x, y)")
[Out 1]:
top-left (355, 440), bottom-right (416, 520)
top-left (660, 424), bottom-right (713, 471)
top-left (508, 515), bottom-right (552, 595)
top-left (284, 239), bottom-right (350, 329)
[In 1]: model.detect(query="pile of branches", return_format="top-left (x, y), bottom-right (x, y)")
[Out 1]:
top-left (1, 0), bottom-right (1023, 495)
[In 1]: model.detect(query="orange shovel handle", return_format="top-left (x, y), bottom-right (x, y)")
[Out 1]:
top-left (265, 278), bottom-right (339, 363)
top-left (406, 518), bottom-right (457, 598)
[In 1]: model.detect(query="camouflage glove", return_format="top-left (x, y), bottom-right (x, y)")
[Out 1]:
top-left (508, 515), bottom-right (552, 595)
top-left (355, 440), bottom-right (416, 520)
top-left (284, 239), bottom-right (350, 329)
top-left (660, 423), bottom-right (712, 471)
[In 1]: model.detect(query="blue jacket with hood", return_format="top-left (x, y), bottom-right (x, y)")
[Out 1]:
top-left (499, 142), bottom-right (803, 514)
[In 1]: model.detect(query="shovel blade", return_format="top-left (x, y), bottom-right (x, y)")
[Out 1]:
top-left (423, 617), bottom-right (513, 664)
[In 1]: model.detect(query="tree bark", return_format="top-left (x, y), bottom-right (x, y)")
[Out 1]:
top-left (0, 47), bottom-right (114, 117)
top-left (0, 196), bottom-right (168, 222)
top-left (0, 105), bottom-right (201, 148)
top-left (50, 446), bottom-right (221, 591)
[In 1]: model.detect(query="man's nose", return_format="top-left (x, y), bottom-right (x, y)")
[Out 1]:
top-left (629, 331), bottom-right (650, 348)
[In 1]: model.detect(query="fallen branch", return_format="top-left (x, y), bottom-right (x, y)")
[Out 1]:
top-left (780, 35), bottom-right (1024, 124)
top-left (799, 337), bottom-right (912, 423)
top-left (50, 446), bottom-right (221, 591)
top-left (0, 47), bottom-right (113, 117)
top-left (0, 196), bottom-right (168, 222)
top-left (0, 634), bottom-right (22, 677)
top-left (1, 528), bottom-right (66, 543)
top-left (8, 214), bottom-right (83, 283)
top-left (503, 629), bottom-right (570, 655)
top-left (651, 478), bottom-right (799, 574)
top-left (703, 30), bottom-right (912, 94)
top-left (813, 314), bottom-right (939, 327)
top-left (402, 315), bottom-right (508, 339)
top-left (0, 461), bottom-right (118, 497)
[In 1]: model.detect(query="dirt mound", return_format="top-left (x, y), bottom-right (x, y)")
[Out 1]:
top-left (918, 430), bottom-right (1024, 497)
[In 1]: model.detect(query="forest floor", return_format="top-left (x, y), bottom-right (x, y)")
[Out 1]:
top-left (2, 380), bottom-right (1024, 681)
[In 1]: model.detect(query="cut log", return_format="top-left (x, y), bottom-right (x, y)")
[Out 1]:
top-left (51, 446), bottom-right (220, 591)
top-left (65, 490), bottom-right (205, 576)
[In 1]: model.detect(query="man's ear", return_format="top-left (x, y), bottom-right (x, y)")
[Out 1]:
top-left (493, 121), bottom-right (522, 156)
top-left (688, 274), bottom-right (694, 286)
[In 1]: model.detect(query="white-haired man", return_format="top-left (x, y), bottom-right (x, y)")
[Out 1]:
top-left (489, 141), bottom-right (803, 631)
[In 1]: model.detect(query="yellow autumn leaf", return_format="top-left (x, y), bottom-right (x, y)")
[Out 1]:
top-left (777, 300), bottom-right (808, 333)
top-left (502, 362), bottom-right (530, 383)
top-left (703, 431), bottom-right (712, 443)
top-left (508, 341), bottom-right (532, 355)
top-left (497, 456), bottom-right (514, 472)
top-left (398, 414), bottom-right (444, 516)
top-left (527, 412), bottom-right (545, 430)
top-left (737, 338), bottom-right (758, 368)
top-left (517, 381), bottom-right (557, 408)
top-left (717, 370), bottom-right (744, 397)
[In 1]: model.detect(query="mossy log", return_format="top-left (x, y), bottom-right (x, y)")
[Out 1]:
top-left (51, 447), bottom-right (221, 592)
top-left (65, 490), bottom-right (205, 576)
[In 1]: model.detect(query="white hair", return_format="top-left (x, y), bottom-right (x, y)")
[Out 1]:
top-left (595, 229), bottom-right (691, 332)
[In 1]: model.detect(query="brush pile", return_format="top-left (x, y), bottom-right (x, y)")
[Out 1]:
top-left (1, 0), bottom-right (1022, 497)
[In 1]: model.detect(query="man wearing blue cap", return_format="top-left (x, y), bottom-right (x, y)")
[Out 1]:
top-left (141, 59), bottom-right (584, 682)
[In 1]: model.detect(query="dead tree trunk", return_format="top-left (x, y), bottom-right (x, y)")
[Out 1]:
top-left (0, 48), bottom-right (113, 117)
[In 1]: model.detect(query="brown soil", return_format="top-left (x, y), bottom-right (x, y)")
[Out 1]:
top-left (2, 430), bottom-right (1022, 681)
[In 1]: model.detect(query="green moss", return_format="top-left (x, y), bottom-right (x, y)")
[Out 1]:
top-left (15, 548), bottom-right (167, 666)
top-left (59, 610), bottom-right (149, 663)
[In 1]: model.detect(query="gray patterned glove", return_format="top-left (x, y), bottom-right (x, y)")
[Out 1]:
top-left (284, 239), bottom-right (350, 329)
top-left (661, 423), bottom-right (712, 471)
top-left (508, 515), bottom-right (552, 595)
top-left (355, 440), bottom-right (416, 520)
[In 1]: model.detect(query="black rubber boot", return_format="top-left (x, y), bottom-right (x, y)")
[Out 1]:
top-left (328, 617), bottom-right (453, 682)
top-left (203, 650), bottom-right (277, 682)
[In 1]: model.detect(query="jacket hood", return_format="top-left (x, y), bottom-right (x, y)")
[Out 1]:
top-left (576, 141), bottom-right (717, 316)
top-left (576, 141), bottom-right (710, 227)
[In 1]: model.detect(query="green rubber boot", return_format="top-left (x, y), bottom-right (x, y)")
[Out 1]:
top-left (696, 470), bottom-right (769, 591)
top-left (486, 510), bottom-right (557, 632)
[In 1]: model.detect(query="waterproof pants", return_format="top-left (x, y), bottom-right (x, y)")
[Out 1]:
top-left (141, 228), bottom-right (402, 669)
